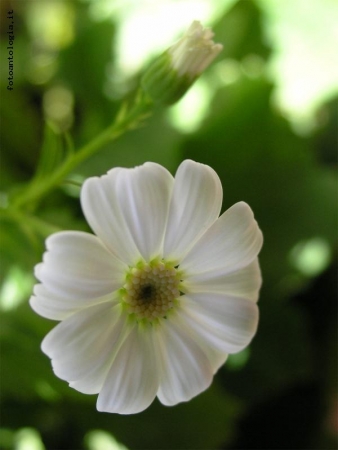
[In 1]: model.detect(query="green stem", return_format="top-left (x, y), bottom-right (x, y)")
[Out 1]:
top-left (11, 90), bottom-right (153, 209)
top-left (1, 208), bottom-right (61, 238)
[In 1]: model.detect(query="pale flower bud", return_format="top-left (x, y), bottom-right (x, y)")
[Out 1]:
top-left (168, 20), bottom-right (223, 78)
top-left (141, 21), bottom-right (223, 105)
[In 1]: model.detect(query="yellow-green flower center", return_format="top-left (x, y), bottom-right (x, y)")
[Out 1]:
top-left (122, 261), bottom-right (181, 320)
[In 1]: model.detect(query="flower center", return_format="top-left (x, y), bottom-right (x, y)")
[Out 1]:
top-left (122, 261), bottom-right (181, 320)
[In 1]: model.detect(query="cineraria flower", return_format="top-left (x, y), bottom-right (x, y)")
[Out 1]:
top-left (30, 160), bottom-right (263, 414)
top-left (141, 21), bottom-right (223, 105)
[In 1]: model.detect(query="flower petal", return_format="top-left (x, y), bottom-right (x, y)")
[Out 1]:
top-left (30, 284), bottom-right (119, 321)
top-left (182, 293), bottom-right (259, 354)
top-left (81, 168), bottom-right (140, 265)
top-left (42, 303), bottom-right (126, 394)
top-left (170, 305), bottom-right (228, 374)
top-left (97, 324), bottom-right (160, 414)
top-left (81, 163), bottom-right (174, 264)
top-left (184, 258), bottom-right (262, 302)
top-left (156, 315), bottom-right (213, 406)
top-left (34, 231), bottom-right (126, 301)
top-left (164, 160), bottom-right (222, 262)
top-left (180, 202), bottom-right (263, 276)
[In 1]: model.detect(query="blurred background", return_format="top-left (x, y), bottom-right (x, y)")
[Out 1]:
top-left (0, 0), bottom-right (337, 449)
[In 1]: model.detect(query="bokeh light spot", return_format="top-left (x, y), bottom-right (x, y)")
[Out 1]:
top-left (43, 86), bottom-right (74, 132)
top-left (168, 78), bottom-right (212, 133)
top-left (26, 1), bottom-right (75, 50)
top-left (85, 430), bottom-right (129, 450)
top-left (15, 428), bottom-right (45, 450)
top-left (289, 237), bottom-right (331, 277)
top-left (0, 267), bottom-right (34, 311)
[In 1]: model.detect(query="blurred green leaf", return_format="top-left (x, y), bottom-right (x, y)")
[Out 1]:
top-left (215, 0), bottom-right (271, 60)
top-left (183, 76), bottom-right (336, 284)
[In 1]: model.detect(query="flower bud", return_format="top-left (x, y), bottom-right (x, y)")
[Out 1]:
top-left (141, 21), bottom-right (223, 105)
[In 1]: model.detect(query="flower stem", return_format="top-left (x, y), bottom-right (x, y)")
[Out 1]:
top-left (1, 208), bottom-right (61, 241)
top-left (11, 90), bottom-right (153, 210)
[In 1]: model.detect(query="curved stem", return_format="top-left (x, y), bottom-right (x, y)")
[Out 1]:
top-left (1, 208), bottom-right (61, 238)
top-left (11, 90), bottom-right (153, 210)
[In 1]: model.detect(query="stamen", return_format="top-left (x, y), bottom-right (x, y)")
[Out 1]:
top-left (122, 261), bottom-right (181, 320)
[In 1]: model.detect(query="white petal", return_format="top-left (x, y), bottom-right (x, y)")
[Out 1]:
top-left (164, 160), bottom-right (222, 262)
top-left (42, 303), bottom-right (126, 394)
top-left (181, 202), bottom-right (263, 276)
top-left (34, 231), bottom-right (126, 301)
top-left (184, 258), bottom-right (262, 302)
top-left (69, 362), bottom-right (113, 395)
top-left (114, 163), bottom-right (174, 261)
top-left (81, 168), bottom-right (140, 265)
top-left (156, 315), bottom-right (213, 406)
top-left (81, 163), bottom-right (174, 264)
top-left (30, 284), bottom-right (119, 320)
top-left (182, 293), bottom-right (259, 354)
top-left (170, 305), bottom-right (228, 374)
top-left (97, 324), bottom-right (160, 414)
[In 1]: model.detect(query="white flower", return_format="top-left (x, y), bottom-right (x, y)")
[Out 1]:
top-left (141, 21), bottom-right (223, 105)
top-left (30, 160), bottom-right (263, 415)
